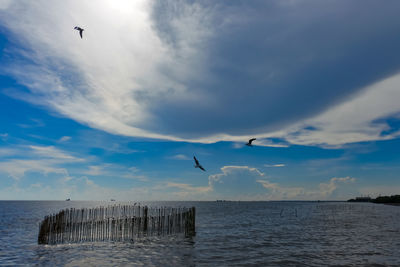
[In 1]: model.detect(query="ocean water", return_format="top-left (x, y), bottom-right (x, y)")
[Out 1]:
top-left (1, 201), bottom-right (400, 266)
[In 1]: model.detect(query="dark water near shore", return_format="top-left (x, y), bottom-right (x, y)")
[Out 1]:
top-left (1, 201), bottom-right (400, 266)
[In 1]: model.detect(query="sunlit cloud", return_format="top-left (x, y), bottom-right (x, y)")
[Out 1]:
top-left (264, 164), bottom-right (286, 168)
top-left (166, 182), bottom-right (211, 193)
top-left (274, 74), bottom-right (400, 147)
top-left (168, 154), bottom-right (191, 160)
top-left (1, 1), bottom-right (400, 146)
top-left (29, 145), bottom-right (83, 161)
top-left (205, 166), bottom-right (356, 200)
top-left (160, 166), bottom-right (357, 200)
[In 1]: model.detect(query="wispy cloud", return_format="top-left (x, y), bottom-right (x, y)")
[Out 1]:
top-left (0, 147), bottom-right (18, 157)
top-left (2, 1), bottom-right (400, 146)
top-left (273, 74), bottom-right (400, 147)
top-left (168, 154), bottom-right (190, 160)
top-left (0, 159), bottom-right (69, 180)
top-left (17, 118), bottom-right (45, 128)
top-left (29, 145), bottom-right (83, 161)
top-left (232, 139), bottom-right (288, 149)
top-left (0, 145), bottom-right (82, 180)
top-left (0, 175), bottom-right (155, 200)
top-left (0, 133), bottom-right (8, 141)
top-left (59, 136), bottom-right (71, 142)
top-left (257, 176), bottom-right (356, 200)
top-left (84, 165), bottom-right (104, 176)
top-left (264, 164), bottom-right (285, 168)
top-left (83, 164), bottom-right (149, 182)
top-left (209, 165), bottom-right (265, 183)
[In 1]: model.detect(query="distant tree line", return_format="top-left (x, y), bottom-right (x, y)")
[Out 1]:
top-left (348, 195), bottom-right (400, 203)
top-left (373, 195), bottom-right (400, 204)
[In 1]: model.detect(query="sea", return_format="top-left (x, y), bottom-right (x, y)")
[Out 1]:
top-left (1, 201), bottom-right (400, 266)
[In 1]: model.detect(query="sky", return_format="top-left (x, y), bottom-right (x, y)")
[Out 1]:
top-left (1, 0), bottom-right (400, 200)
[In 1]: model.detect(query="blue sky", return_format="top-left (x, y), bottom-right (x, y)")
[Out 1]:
top-left (1, 0), bottom-right (400, 200)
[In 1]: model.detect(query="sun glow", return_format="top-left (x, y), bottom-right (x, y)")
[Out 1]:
top-left (106, 0), bottom-right (149, 16)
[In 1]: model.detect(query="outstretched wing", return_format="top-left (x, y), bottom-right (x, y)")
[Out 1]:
top-left (79, 30), bottom-right (83, 38)
top-left (199, 165), bottom-right (206, 171)
top-left (194, 156), bottom-right (199, 165)
top-left (249, 138), bottom-right (256, 144)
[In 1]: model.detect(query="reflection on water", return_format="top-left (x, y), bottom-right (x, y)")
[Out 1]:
top-left (33, 238), bottom-right (196, 266)
top-left (1, 201), bottom-right (400, 266)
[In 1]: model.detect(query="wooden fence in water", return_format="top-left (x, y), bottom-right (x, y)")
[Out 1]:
top-left (38, 205), bottom-right (196, 244)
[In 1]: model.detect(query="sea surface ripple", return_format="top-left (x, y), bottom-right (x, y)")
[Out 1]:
top-left (1, 201), bottom-right (400, 266)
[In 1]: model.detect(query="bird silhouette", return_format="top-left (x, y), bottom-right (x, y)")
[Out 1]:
top-left (193, 156), bottom-right (206, 171)
top-left (246, 138), bottom-right (256, 146)
top-left (74, 26), bottom-right (84, 39)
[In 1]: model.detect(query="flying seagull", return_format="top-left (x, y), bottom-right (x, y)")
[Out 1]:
top-left (194, 156), bottom-right (206, 171)
top-left (246, 138), bottom-right (256, 147)
top-left (74, 26), bottom-right (84, 39)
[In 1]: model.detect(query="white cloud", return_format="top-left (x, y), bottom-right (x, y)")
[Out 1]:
top-left (17, 118), bottom-right (45, 129)
top-left (166, 182), bottom-right (211, 198)
top-left (257, 176), bottom-right (357, 200)
top-left (274, 74), bottom-right (400, 147)
top-left (317, 176), bottom-right (356, 197)
top-left (1, 1), bottom-right (400, 147)
top-left (0, 0), bottom-right (204, 141)
top-left (59, 136), bottom-right (71, 142)
top-left (84, 165), bottom-right (103, 176)
top-left (82, 164), bottom-right (148, 181)
top-left (168, 154), bottom-right (190, 160)
top-left (0, 175), bottom-right (191, 201)
top-left (158, 166), bottom-right (358, 200)
top-left (0, 147), bottom-right (17, 157)
top-left (256, 180), bottom-right (305, 200)
top-left (209, 165), bottom-right (265, 184)
top-left (0, 159), bottom-right (68, 180)
top-left (264, 164), bottom-right (285, 168)
top-left (0, 145), bottom-right (81, 180)
top-left (0, 0), bottom-right (12, 9)
top-left (161, 166), bottom-right (266, 200)
top-left (29, 145), bottom-right (83, 161)
top-left (232, 139), bottom-right (288, 149)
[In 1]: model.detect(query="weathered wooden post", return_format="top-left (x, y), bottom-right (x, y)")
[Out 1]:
top-left (38, 205), bottom-right (196, 244)
top-left (192, 207), bottom-right (196, 236)
top-left (143, 206), bottom-right (148, 233)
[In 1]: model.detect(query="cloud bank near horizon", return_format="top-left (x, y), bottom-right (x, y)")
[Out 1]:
top-left (2, 0), bottom-right (400, 146)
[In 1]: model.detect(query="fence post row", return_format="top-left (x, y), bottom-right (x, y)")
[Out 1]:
top-left (38, 205), bottom-right (196, 245)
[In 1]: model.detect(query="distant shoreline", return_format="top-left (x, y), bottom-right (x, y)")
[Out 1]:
top-left (348, 195), bottom-right (400, 205)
